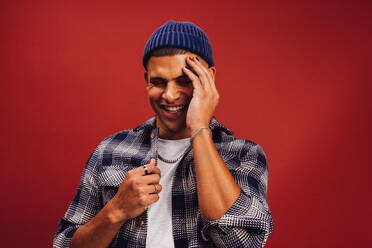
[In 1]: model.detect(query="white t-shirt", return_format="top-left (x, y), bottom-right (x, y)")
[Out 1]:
top-left (146, 137), bottom-right (191, 248)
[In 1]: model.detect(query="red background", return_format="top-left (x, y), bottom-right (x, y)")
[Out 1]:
top-left (1, 1), bottom-right (371, 247)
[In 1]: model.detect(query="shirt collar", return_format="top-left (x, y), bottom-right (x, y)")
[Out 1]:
top-left (133, 116), bottom-right (233, 135)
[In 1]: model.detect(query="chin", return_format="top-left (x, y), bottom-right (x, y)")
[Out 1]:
top-left (157, 115), bottom-right (187, 132)
top-left (165, 119), bottom-right (187, 132)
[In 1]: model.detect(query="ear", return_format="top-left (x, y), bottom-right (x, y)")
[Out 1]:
top-left (144, 71), bottom-right (152, 91)
top-left (208, 66), bottom-right (216, 80)
top-left (144, 71), bottom-right (148, 83)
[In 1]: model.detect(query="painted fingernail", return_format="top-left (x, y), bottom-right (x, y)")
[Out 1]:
top-left (185, 66), bottom-right (189, 69)
top-left (195, 57), bottom-right (199, 61)
top-left (189, 56), bottom-right (194, 61)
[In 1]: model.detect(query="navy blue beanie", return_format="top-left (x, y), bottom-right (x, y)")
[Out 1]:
top-left (143, 20), bottom-right (214, 69)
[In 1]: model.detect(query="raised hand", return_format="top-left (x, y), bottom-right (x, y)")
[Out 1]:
top-left (109, 159), bottom-right (162, 222)
top-left (182, 56), bottom-right (218, 134)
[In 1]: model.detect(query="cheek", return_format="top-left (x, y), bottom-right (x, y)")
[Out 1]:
top-left (148, 88), bottom-right (163, 101)
top-left (183, 88), bottom-right (194, 100)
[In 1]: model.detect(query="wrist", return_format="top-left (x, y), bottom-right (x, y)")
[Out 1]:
top-left (190, 126), bottom-right (211, 142)
top-left (190, 124), bottom-right (209, 135)
top-left (106, 198), bottom-right (128, 225)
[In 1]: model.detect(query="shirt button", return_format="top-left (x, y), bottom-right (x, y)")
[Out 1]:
top-left (151, 132), bottom-right (155, 139)
top-left (139, 219), bottom-right (145, 227)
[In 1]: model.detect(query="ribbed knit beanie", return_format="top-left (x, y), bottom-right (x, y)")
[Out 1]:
top-left (143, 20), bottom-right (214, 69)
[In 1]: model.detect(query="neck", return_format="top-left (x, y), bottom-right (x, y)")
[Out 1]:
top-left (156, 119), bottom-right (191, 140)
top-left (158, 128), bottom-right (191, 140)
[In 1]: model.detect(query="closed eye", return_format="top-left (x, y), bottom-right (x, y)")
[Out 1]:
top-left (150, 78), bottom-right (166, 86)
top-left (177, 76), bottom-right (192, 86)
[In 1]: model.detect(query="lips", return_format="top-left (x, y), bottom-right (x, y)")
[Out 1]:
top-left (162, 104), bottom-right (187, 113)
top-left (160, 104), bottom-right (188, 120)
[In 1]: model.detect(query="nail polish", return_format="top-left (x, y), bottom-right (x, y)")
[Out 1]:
top-left (195, 57), bottom-right (199, 61)
top-left (185, 66), bottom-right (189, 69)
top-left (189, 56), bottom-right (194, 61)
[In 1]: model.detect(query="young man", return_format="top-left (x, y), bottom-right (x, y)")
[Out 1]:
top-left (54, 20), bottom-right (273, 248)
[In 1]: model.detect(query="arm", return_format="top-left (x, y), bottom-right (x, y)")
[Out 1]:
top-left (192, 128), bottom-right (241, 220)
top-left (183, 56), bottom-right (240, 220)
top-left (183, 57), bottom-right (273, 247)
top-left (71, 158), bottom-right (161, 248)
top-left (200, 144), bottom-right (273, 247)
top-left (54, 141), bottom-right (161, 248)
top-left (54, 147), bottom-right (104, 248)
top-left (70, 201), bottom-right (127, 248)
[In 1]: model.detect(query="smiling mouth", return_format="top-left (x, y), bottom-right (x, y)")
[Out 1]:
top-left (161, 104), bottom-right (187, 113)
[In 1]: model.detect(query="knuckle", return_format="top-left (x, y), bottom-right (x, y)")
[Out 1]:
top-left (136, 186), bottom-right (145, 194)
top-left (129, 177), bottom-right (140, 188)
top-left (138, 195), bottom-right (147, 207)
top-left (155, 174), bottom-right (161, 182)
top-left (147, 163), bottom-right (155, 172)
top-left (196, 70), bottom-right (204, 76)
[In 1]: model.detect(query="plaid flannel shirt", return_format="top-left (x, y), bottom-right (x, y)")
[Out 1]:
top-left (54, 116), bottom-right (273, 247)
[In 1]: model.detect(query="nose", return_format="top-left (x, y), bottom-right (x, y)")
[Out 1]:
top-left (163, 81), bottom-right (180, 103)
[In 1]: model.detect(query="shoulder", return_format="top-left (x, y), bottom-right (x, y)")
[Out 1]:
top-left (210, 117), bottom-right (266, 161)
top-left (218, 133), bottom-right (266, 162)
top-left (210, 118), bottom-right (267, 168)
top-left (93, 129), bottom-right (134, 155)
top-left (95, 116), bottom-right (156, 152)
top-left (90, 116), bottom-right (156, 164)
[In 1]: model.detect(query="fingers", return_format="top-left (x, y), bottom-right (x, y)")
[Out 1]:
top-left (114, 159), bottom-right (163, 219)
top-left (142, 173), bottom-right (161, 185)
top-left (185, 56), bottom-right (213, 90)
top-left (144, 158), bottom-right (161, 176)
top-left (182, 65), bottom-right (202, 93)
top-left (130, 158), bottom-right (161, 176)
top-left (136, 190), bottom-right (160, 208)
top-left (142, 183), bottom-right (163, 194)
top-left (122, 158), bottom-right (161, 188)
top-left (136, 184), bottom-right (162, 209)
top-left (146, 193), bottom-right (160, 205)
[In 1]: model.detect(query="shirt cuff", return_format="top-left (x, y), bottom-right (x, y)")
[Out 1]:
top-left (200, 190), bottom-right (273, 242)
top-left (53, 218), bottom-right (80, 248)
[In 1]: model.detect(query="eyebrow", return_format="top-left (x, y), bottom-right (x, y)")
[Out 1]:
top-left (149, 75), bottom-right (188, 82)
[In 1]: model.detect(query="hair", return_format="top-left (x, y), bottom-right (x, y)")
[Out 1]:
top-left (144, 47), bottom-right (188, 70)
top-left (150, 47), bottom-right (188, 57)
top-left (145, 47), bottom-right (210, 70)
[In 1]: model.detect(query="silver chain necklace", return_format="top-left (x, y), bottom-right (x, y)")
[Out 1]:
top-left (157, 146), bottom-right (191, 164)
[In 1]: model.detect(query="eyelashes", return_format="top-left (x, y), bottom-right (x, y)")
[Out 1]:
top-left (150, 79), bottom-right (166, 86)
top-left (177, 78), bottom-right (192, 86)
top-left (150, 78), bottom-right (192, 87)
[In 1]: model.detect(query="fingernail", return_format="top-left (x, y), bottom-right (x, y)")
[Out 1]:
top-left (189, 56), bottom-right (194, 61)
top-left (195, 57), bottom-right (199, 61)
top-left (185, 66), bottom-right (189, 69)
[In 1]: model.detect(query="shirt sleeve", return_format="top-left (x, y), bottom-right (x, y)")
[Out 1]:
top-left (53, 145), bottom-right (103, 248)
top-left (200, 144), bottom-right (274, 248)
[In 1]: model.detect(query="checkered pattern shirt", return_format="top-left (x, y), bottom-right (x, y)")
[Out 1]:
top-left (54, 116), bottom-right (273, 247)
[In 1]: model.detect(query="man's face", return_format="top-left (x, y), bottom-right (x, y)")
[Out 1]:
top-left (145, 53), bottom-right (210, 139)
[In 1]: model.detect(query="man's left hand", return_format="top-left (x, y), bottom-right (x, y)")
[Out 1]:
top-left (182, 56), bottom-right (219, 134)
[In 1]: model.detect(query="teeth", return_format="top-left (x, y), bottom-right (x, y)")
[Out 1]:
top-left (163, 105), bottom-right (186, 113)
